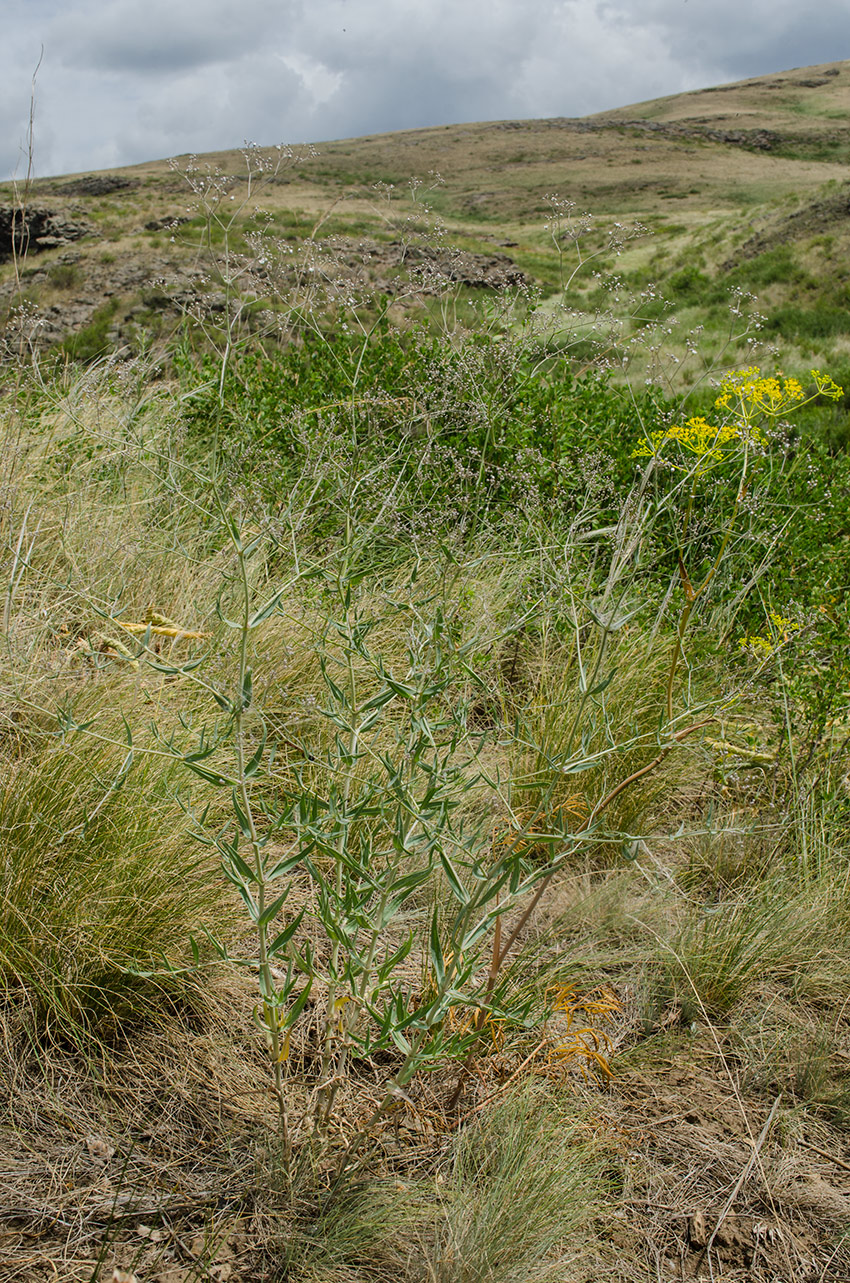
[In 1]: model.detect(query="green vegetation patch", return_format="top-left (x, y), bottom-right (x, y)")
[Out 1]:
top-left (60, 298), bottom-right (121, 361)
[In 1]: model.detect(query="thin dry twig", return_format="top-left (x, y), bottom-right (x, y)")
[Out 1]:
top-left (797, 1138), bottom-right (850, 1177)
top-left (702, 1094), bottom-right (782, 1261)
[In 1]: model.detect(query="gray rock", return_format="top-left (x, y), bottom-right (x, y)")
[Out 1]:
top-left (0, 206), bottom-right (94, 261)
top-left (58, 176), bottom-right (138, 196)
top-left (144, 216), bottom-right (189, 232)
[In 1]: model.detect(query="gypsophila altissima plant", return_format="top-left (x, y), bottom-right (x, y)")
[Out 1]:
top-left (107, 508), bottom-right (652, 1177)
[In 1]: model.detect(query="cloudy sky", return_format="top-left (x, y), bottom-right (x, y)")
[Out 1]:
top-left (2, 0), bottom-right (848, 180)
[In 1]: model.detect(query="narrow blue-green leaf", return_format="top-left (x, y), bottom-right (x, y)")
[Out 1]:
top-left (437, 848), bottom-right (470, 905)
top-left (560, 759), bottom-right (596, 775)
top-left (145, 652), bottom-right (207, 675)
top-left (388, 861), bottom-right (435, 896)
top-left (242, 531), bottom-right (264, 558)
top-left (291, 943), bottom-right (315, 978)
top-left (389, 1028), bottom-right (412, 1054)
top-left (221, 844), bottom-right (257, 885)
top-left (244, 725), bottom-right (267, 778)
top-left (383, 675), bottom-right (420, 700)
top-left (114, 746), bottom-right (133, 787)
top-left (588, 669), bottom-right (617, 697)
top-left (268, 907), bottom-right (305, 957)
top-left (232, 788), bottom-right (253, 840)
top-left (376, 933), bottom-right (414, 981)
top-left (282, 978), bottom-right (313, 1027)
top-left (236, 884), bottom-right (259, 922)
top-left (323, 672), bottom-right (345, 704)
top-left (461, 917), bottom-right (494, 952)
top-left (221, 863), bottom-right (245, 890)
top-left (200, 926), bottom-right (231, 960)
top-left (258, 890), bottom-right (289, 929)
top-left (429, 908), bottom-right (444, 986)
top-left (358, 705), bottom-right (386, 733)
top-left (267, 849), bottom-right (309, 880)
top-left (215, 596), bottom-right (242, 630)
top-left (360, 686), bottom-right (395, 713)
top-left (184, 760), bottom-right (232, 787)
top-left (226, 516), bottom-right (243, 551)
top-left (248, 588), bottom-right (286, 629)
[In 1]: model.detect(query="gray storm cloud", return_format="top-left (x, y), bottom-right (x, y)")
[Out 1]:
top-left (52, 0), bottom-right (288, 72)
top-left (1, 0), bottom-right (848, 179)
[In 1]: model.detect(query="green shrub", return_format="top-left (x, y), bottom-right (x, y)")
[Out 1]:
top-left (176, 324), bottom-right (669, 528)
top-left (668, 265), bottom-right (711, 301)
top-left (765, 304), bottom-right (850, 339)
top-left (736, 245), bottom-right (805, 288)
top-left (46, 263), bottom-right (81, 291)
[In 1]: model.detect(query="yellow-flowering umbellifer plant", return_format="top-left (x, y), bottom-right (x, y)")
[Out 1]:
top-left (632, 368), bottom-right (843, 719)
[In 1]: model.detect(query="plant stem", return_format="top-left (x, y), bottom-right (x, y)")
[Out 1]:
top-left (665, 445), bottom-right (750, 721)
top-left (232, 535), bottom-right (291, 1159)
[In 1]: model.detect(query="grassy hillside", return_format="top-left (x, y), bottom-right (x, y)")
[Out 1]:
top-left (3, 60), bottom-right (850, 384)
top-left (1, 64), bottom-right (850, 1283)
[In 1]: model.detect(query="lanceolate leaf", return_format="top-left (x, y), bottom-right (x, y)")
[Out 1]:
top-left (358, 704), bottom-right (387, 733)
top-left (282, 978), bottom-right (313, 1027)
top-left (232, 788), bottom-right (253, 839)
top-left (437, 848), bottom-right (470, 905)
top-left (323, 672), bottom-right (346, 705)
top-left (267, 848), bottom-right (311, 879)
top-left (217, 837), bottom-right (257, 884)
top-left (377, 933), bottom-right (414, 981)
top-left (588, 669), bottom-right (617, 697)
top-left (244, 725), bottom-right (267, 778)
top-left (389, 1028), bottom-right (412, 1055)
top-left (360, 685), bottom-right (395, 713)
top-left (235, 884), bottom-right (260, 922)
top-left (560, 758), bottom-right (596, 775)
top-left (248, 587), bottom-right (287, 628)
top-left (257, 890), bottom-right (290, 928)
top-left (183, 759), bottom-right (233, 787)
top-left (267, 907), bottom-right (306, 958)
top-left (429, 908), bottom-right (445, 986)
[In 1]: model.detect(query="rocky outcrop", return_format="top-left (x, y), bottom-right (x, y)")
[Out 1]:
top-left (58, 176), bottom-right (138, 196)
top-left (322, 238), bottom-right (529, 293)
top-left (390, 242), bottom-right (529, 289)
top-left (0, 206), bottom-right (94, 261)
top-left (144, 215), bottom-right (189, 232)
top-left (0, 247), bottom-right (207, 345)
top-left (0, 226), bottom-right (528, 349)
top-left (492, 116), bottom-right (780, 152)
top-left (721, 183), bottom-right (850, 268)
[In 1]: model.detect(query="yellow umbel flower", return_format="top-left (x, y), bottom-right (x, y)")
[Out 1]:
top-left (713, 367), bottom-right (807, 416)
top-left (632, 366), bottom-right (843, 473)
top-left (632, 414), bottom-right (761, 469)
top-left (738, 608), bottom-right (798, 657)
